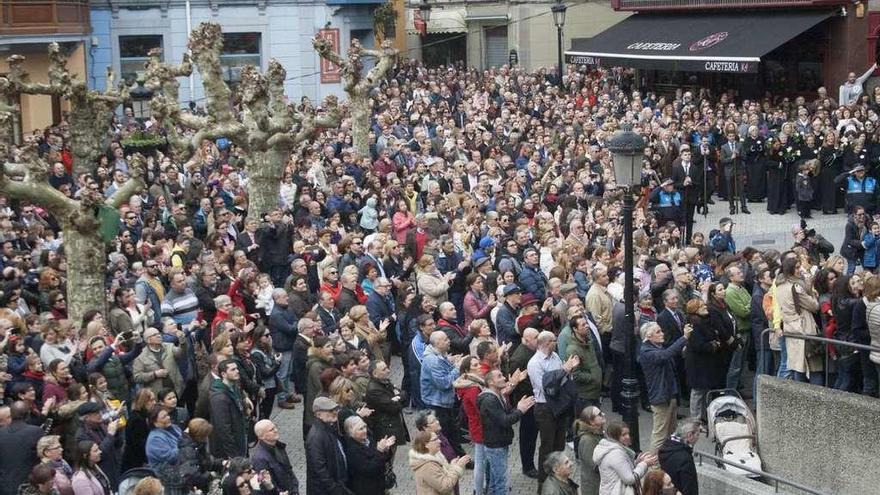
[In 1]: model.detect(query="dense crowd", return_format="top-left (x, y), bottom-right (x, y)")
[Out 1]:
top-left (2, 56), bottom-right (880, 495)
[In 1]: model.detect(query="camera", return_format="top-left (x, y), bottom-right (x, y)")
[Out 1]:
top-left (101, 407), bottom-right (121, 423)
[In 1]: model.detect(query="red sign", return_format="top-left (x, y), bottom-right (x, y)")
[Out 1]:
top-left (318, 28), bottom-right (341, 84)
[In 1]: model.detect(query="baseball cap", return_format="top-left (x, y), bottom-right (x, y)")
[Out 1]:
top-left (312, 396), bottom-right (340, 413)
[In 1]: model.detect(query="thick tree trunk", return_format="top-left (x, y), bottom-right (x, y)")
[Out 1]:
top-left (351, 96), bottom-right (371, 158)
top-left (246, 149), bottom-right (285, 220)
top-left (63, 226), bottom-right (108, 324)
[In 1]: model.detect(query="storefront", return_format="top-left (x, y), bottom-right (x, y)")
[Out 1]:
top-left (565, 10), bottom-right (840, 98)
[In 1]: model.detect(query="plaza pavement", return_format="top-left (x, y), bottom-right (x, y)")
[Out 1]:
top-left (269, 201), bottom-right (850, 494)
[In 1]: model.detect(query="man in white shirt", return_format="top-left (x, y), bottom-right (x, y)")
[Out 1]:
top-left (527, 331), bottom-right (579, 485)
top-left (839, 62), bottom-right (878, 106)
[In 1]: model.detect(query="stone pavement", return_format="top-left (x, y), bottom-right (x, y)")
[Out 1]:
top-left (692, 198), bottom-right (849, 254)
top-left (268, 203), bottom-right (852, 495)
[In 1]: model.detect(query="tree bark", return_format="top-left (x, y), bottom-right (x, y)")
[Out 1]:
top-left (350, 96), bottom-right (371, 158)
top-left (63, 225), bottom-right (108, 322)
top-left (312, 37), bottom-right (398, 159)
top-left (245, 149), bottom-right (285, 220)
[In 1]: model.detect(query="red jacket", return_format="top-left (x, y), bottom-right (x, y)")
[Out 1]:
top-left (455, 381), bottom-right (484, 444)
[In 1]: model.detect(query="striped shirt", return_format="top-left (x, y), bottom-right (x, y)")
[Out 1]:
top-left (161, 288), bottom-right (199, 326)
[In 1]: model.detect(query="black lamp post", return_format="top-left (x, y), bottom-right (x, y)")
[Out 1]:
top-left (551, 0), bottom-right (567, 88)
top-left (418, 0), bottom-right (432, 24)
top-left (607, 125), bottom-right (645, 452)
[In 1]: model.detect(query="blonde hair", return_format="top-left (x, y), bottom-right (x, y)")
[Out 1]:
top-left (329, 376), bottom-right (355, 406)
top-left (133, 477), bottom-right (164, 495)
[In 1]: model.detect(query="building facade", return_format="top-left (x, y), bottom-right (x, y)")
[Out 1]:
top-left (89, 0), bottom-right (388, 109)
top-left (0, 0), bottom-right (91, 135)
top-left (404, 0), bottom-right (629, 71)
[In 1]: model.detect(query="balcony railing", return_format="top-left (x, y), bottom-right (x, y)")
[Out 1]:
top-left (0, 0), bottom-right (91, 36)
top-left (612, 0), bottom-right (848, 11)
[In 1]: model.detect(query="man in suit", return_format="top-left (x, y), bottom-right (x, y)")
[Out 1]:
top-left (656, 289), bottom-right (685, 348)
top-left (720, 132), bottom-right (751, 215)
top-left (671, 146), bottom-right (703, 242)
top-left (656, 129), bottom-right (679, 179)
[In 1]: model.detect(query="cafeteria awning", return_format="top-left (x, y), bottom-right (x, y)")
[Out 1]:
top-left (565, 10), bottom-right (833, 73)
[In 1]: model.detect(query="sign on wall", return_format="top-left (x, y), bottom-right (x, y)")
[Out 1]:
top-left (318, 28), bottom-right (341, 83)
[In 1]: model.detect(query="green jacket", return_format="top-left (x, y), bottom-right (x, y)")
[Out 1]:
top-left (565, 332), bottom-right (603, 400)
top-left (725, 283), bottom-right (752, 333)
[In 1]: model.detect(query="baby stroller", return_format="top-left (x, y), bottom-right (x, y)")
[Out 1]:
top-left (706, 389), bottom-right (762, 477)
top-left (118, 467), bottom-right (157, 495)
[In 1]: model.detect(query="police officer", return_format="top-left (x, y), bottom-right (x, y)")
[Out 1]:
top-left (835, 165), bottom-right (878, 215)
top-left (649, 178), bottom-right (683, 227)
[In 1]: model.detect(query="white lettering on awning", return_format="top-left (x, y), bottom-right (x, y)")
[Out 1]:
top-left (626, 42), bottom-right (682, 51)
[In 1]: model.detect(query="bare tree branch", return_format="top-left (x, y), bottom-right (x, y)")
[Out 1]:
top-left (106, 154), bottom-right (146, 209)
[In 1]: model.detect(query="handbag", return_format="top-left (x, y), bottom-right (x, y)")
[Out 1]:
top-left (383, 463), bottom-right (397, 489)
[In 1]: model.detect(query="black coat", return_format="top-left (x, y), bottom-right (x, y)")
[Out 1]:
top-left (257, 222), bottom-right (294, 269)
top-left (251, 440), bottom-right (299, 494)
top-left (178, 433), bottom-right (223, 493)
top-left (684, 314), bottom-right (728, 390)
top-left (337, 288), bottom-right (359, 317)
top-left (121, 410), bottom-right (150, 472)
top-left (840, 219), bottom-right (866, 260)
top-left (305, 420), bottom-right (354, 495)
top-left (0, 420), bottom-right (43, 495)
top-left (477, 389), bottom-right (522, 448)
top-left (208, 381), bottom-right (248, 459)
top-left (363, 377), bottom-right (409, 445)
top-left (76, 421), bottom-right (124, 490)
top-left (658, 437), bottom-right (699, 495)
top-left (342, 436), bottom-right (390, 495)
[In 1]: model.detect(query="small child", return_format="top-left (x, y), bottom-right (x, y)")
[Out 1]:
top-left (862, 222), bottom-right (880, 273)
top-left (358, 197), bottom-right (379, 233)
top-left (254, 272), bottom-right (275, 315)
top-left (795, 161), bottom-right (815, 220)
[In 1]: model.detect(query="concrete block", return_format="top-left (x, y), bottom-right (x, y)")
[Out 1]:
top-left (696, 463), bottom-right (789, 495)
top-left (757, 376), bottom-right (880, 495)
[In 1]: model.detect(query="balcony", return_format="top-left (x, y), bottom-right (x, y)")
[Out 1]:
top-left (612, 0), bottom-right (848, 11)
top-left (0, 0), bottom-right (90, 36)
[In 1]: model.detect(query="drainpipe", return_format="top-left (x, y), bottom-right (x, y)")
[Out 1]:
top-left (186, 0), bottom-right (194, 101)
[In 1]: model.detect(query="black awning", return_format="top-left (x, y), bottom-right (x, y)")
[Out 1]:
top-left (565, 10), bottom-right (832, 73)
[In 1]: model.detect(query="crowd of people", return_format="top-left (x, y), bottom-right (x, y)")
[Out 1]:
top-left (1, 53), bottom-right (880, 495)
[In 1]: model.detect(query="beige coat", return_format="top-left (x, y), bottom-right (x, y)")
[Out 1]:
top-left (408, 449), bottom-right (463, 495)
top-left (417, 272), bottom-right (450, 305)
top-left (132, 342), bottom-right (187, 395)
top-left (776, 278), bottom-right (823, 375)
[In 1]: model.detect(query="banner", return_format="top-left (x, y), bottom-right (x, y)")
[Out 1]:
top-left (318, 28), bottom-right (341, 83)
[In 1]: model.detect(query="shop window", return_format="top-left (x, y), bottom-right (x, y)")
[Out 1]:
top-left (119, 35), bottom-right (163, 84)
top-left (221, 32), bottom-right (262, 84)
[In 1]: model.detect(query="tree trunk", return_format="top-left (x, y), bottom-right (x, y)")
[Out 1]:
top-left (69, 105), bottom-right (108, 176)
top-left (246, 149), bottom-right (285, 220)
top-left (351, 95), bottom-right (371, 158)
top-left (64, 226), bottom-right (108, 324)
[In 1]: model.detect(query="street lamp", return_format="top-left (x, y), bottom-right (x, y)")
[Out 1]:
top-left (607, 125), bottom-right (645, 452)
top-left (418, 0), bottom-right (432, 24)
top-left (551, 0), bottom-right (567, 88)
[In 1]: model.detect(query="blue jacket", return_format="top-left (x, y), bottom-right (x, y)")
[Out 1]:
top-left (518, 264), bottom-right (547, 300)
top-left (420, 345), bottom-right (458, 408)
top-left (146, 425), bottom-right (182, 467)
top-left (268, 304), bottom-right (299, 352)
top-left (863, 232), bottom-right (880, 268)
top-left (639, 336), bottom-right (687, 405)
top-left (365, 291), bottom-right (395, 329)
top-left (495, 303), bottom-right (519, 347)
top-left (573, 270), bottom-right (590, 299)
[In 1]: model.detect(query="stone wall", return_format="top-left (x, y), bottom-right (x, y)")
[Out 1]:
top-left (757, 376), bottom-right (880, 495)
top-left (696, 463), bottom-right (789, 495)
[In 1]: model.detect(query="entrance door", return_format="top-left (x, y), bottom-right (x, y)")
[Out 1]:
top-left (484, 25), bottom-right (507, 69)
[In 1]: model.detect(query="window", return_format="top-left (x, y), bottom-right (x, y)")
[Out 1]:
top-left (119, 35), bottom-right (163, 84)
top-left (220, 32), bottom-right (262, 84)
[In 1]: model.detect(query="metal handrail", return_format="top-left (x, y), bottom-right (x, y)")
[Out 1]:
top-left (759, 327), bottom-right (880, 387)
top-left (693, 449), bottom-right (830, 495)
